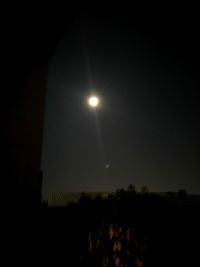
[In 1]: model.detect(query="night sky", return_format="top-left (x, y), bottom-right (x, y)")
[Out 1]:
top-left (42, 7), bottom-right (200, 194)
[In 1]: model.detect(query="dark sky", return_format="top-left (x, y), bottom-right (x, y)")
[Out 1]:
top-left (42, 6), bottom-right (200, 194)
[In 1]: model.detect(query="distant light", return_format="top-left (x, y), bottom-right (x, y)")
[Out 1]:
top-left (88, 96), bottom-right (99, 108)
top-left (105, 164), bottom-right (110, 169)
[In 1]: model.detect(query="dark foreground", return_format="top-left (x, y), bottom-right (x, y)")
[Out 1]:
top-left (3, 192), bottom-right (200, 266)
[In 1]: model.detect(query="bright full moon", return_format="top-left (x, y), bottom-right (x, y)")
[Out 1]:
top-left (88, 96), bottom-right (99, 108)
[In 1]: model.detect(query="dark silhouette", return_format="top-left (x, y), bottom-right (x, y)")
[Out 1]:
top-left (73, 185), bottom-right (200, 266)
top-left (177, 189), bottom-right (188, 201)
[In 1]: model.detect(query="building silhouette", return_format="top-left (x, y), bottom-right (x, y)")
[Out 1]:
top-left (3, 5), bottom-right (74, 207)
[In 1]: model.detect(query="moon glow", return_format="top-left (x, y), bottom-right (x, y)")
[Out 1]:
top-left (88, 96), bottom-right (99, 108)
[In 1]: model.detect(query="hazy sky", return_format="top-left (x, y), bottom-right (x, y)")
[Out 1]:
top-left (42, 9), bottom-right (200, 194)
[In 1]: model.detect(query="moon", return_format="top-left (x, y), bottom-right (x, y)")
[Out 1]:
top-left (88, 96), bottom-right (99, 108)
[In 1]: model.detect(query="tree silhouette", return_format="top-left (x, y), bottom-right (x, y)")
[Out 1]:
top-left (141, 186), bottom-right (149, 195)
top-left (177, 189), bottom-right (187, 201)
top-left (115, 188), bottom-right (126, 200)
top-left (128, 184), bottom-right (136, 193)
top-left (166, 191), bottom-right (176, 202)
